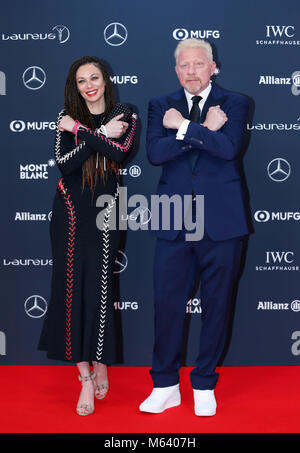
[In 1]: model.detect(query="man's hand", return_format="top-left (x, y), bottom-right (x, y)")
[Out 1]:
top-left (163, 108), bottom-right (185, 130)
top-left (202, 105), bottom-right (228, 131)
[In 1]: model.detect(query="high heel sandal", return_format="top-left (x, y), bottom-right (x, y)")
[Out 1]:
top-left (94, 381), bottom-right (109, 400)
top-left (93, 362), bottom-right (109, 400)
top-left (76, 372), bottom-right (95, 416)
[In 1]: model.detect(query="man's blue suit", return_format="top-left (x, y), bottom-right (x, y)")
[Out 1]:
top-left (146, 82), bottom-right (250, 390)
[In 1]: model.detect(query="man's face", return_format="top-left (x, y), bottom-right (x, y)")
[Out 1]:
top-left (175, 47), bottom-right (216, 94)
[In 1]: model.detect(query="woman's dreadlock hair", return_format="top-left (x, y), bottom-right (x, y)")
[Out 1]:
top-left (64, 56), bottom-right (118, 190)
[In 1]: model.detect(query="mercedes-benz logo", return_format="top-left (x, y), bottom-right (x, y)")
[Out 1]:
top-left (24, 295), bottom-right (47, 318)
top-left (267, 158), bottom-right (291, 182)
top-left (23, 66), bottom-right (46, 90)
top-left (104, 23), bottom-right (128, 46)
top-left (52, 25), bottom-right (70, 44)
top-left (114, 250), bottom-right (128, 274)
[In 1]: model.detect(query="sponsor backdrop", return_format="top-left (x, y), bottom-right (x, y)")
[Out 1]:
top-left (0, 0), bottom-right (299, 366)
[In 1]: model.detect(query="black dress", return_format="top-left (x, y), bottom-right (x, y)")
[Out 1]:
top-left (38, 110), bottom-right (136, 364)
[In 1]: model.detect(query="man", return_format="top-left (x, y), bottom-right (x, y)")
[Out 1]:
top-left (139, 38), bottom-right (250, 416)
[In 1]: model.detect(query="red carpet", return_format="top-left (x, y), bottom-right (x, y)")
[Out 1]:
top-left (0, 365), bottom-right (299, 434)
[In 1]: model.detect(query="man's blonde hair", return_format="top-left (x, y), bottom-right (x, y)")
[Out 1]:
top-left (174, 38), bottom-right (213, 63)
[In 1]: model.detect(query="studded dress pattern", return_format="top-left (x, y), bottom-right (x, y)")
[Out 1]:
top-left (38, 110), bottom-right (136, 363)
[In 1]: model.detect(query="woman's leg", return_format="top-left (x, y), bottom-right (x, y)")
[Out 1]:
top-left (92, 361), bottom-right (109, 399)
top-left (76, 361), bottom-right (95, 415)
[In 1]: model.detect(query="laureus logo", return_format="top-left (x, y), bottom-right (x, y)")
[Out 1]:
top-left (1, 25), bottom-right (70, 44)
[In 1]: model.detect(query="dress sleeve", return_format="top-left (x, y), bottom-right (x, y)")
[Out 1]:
top-left (54, 110), bottom-right (137, 176)
top-left (77, 114), bottom-right (137, 163)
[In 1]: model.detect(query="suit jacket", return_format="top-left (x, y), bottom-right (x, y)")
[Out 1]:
top-left (146, 82), bottom-right (251, 241)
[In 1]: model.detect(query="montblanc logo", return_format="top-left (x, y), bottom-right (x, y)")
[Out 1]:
top-left (173, 28), bottom-right (220, 40)
top-left (254, 210), bottom-right (300, 222)
top-left (19, 160), bottom-right (56, 180)
top-left (186, 297), bottom-right (202, 314)
top-left (10, 120), bottom-right (56, 132)
top-left (2, 25), bottom-right (70, 43)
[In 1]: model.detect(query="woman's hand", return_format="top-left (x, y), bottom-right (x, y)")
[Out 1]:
top-left (58, 115), bottom-right (77, 132)
top-left (105, 114), bottom-right (128, 138)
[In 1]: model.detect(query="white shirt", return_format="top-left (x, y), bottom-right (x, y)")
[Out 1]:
top-left (176, 82), bottom-right (212, 140)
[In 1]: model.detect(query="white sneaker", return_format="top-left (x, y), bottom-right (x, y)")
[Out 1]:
top-left (139, 384), bottom-right (181, 413)
top-left (193, 389), bottom-right (217, 416)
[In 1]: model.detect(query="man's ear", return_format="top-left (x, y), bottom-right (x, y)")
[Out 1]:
top-left (210, 61), bottom-right (217, 77)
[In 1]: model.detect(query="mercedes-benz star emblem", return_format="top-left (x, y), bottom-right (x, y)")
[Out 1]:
top-left (104, 23), bottom-right (128, 46)
top-left (267, 158), bottom-right (291, 182)
top-left (23, 66), bottom-right (46, 90)
top-left (24, 295), bottom-right (48, 318)
top-left (114, 250), bottom-right (128, 274)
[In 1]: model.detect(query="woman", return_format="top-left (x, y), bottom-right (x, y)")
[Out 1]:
top-left (38, 56), bottom-right (137, 416)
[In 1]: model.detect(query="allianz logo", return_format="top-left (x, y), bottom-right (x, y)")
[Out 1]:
top-left (15, 211), bottom-right (52, 221)
top-left (257, 300), bottom-right (300, 312)
top-left (259, 74), bottom-right (300, 85)
top-left (259, 76), bottom-right (294, 84)
top-left (3, 258), bottom-right (52, 266)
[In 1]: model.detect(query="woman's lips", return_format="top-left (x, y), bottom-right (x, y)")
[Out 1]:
top-left (86, 89), bottom-right (97, 97)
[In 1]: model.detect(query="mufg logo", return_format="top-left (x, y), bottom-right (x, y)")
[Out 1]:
top-left (0, 71), bottom-right (6, 95)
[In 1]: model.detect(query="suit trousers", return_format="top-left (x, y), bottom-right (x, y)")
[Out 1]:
top-left (150, 212), bottom-right (244, 390)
